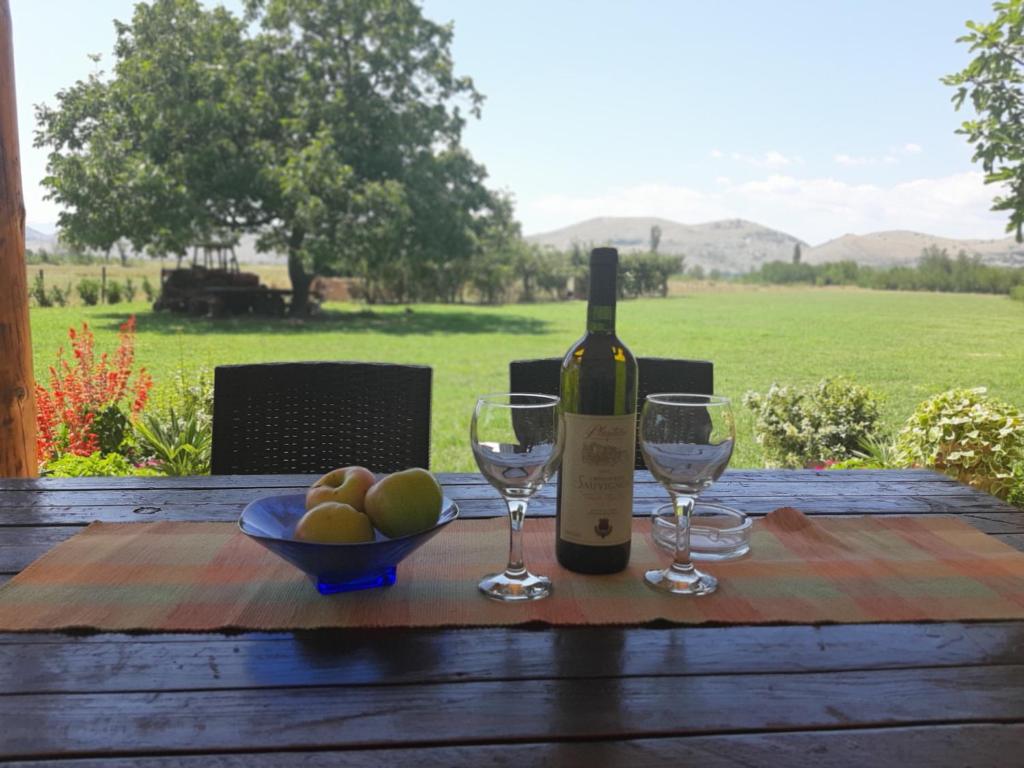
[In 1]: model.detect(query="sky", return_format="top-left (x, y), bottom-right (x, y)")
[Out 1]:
top-left (10, 0), bottom-right (1013, 245)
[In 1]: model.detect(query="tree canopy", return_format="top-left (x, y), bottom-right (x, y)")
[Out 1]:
top-left (944, 0), bottom-right (1024, 242)
top-left (36, 0), bottom-right (514, 312)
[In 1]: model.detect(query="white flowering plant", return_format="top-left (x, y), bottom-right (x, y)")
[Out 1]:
top-left (743, 378), bottom-right (883, 469)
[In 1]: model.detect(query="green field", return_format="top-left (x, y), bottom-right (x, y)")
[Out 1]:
top-left (27, 286), bottom-right (1024, 471)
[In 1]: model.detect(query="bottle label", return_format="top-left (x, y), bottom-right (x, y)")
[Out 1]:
top-left (559, 412), bottom-right (636, 546)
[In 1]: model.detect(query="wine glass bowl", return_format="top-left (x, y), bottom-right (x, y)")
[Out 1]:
top-left (470, 393), bottom-right (563, 601)
top-left (640, 394), bottom-right (735, 596)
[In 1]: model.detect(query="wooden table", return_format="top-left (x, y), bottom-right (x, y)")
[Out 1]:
top-left (1, 469), bottom-right (1023, 765)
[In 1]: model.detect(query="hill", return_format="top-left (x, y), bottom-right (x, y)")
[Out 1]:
top-left (525, 216), bottom-right (805, 274)
top-left (804, 230), bottom-right (1024, 268)
top-left (526, 216), bottom-right (1024, 273)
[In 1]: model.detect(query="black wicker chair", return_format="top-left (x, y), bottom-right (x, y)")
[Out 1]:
top-left (212, 362), bottom-right (431, 475)
top-left (509, 356), bottom-right (714, 469)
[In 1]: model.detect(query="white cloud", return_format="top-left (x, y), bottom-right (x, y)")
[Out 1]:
top-left (724, 149), bottom-right (802, 168)
top-left (904, 143), bottom-right (923, 154)
top-left (834, 152), bottom-right (901, 167)
top-left (521, 172), bottom-right (1010, 244)
top-left (834, 153), bottom-right (869, 167)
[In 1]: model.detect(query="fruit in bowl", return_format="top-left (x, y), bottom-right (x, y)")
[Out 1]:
top-left (294, 501), bottom-right (375, 544)
top-left (364, 467), bottom-right (443, 538)
top-left (239, 466), bottom-right (455, 595)
top-left (305, 466), bottom-right (376, 512)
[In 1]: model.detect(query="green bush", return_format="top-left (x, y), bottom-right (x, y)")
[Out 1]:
top-left (828, 433), bottom-right (900, 470)
top-left (43, 451), bottom-right (160, 478)
top-left (92, 404), bottom-right (134, 456)
top-left (142, 276), bottom-right (156, 302)
top-left (1011, 285), bottom-right (1024, 303)
top-left (895, 388), bottom-right (1024, 500)
top-left (124, 277), bottom-right (138, 302)
top-left (30, 272), bottom-right (52, 307)
top-left (47, 282), bottom-right (70, 307)
top-left (77, 278), bottom-right (101, 306)
top-left (743, 378), bottom-right (883, 468)
top-left (134, 367), bottom-right (213, 475)
top-left (106, 279), bottom-right (124, 304)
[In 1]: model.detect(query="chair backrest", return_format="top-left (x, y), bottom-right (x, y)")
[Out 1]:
top-left (509, 356), bottom-right (714, 469)
top-left (212, 362), bottom-right (431, 475)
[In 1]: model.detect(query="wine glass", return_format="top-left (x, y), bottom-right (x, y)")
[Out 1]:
top-left (470, 393), bottom-right (564, 602)
top-left (640, 394), bottom-right (735, 596)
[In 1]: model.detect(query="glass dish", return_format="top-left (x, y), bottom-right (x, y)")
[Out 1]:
top-left (651, 502), bottom-right (751, 561)
top-left (239, 493), bottom-right (458, 594)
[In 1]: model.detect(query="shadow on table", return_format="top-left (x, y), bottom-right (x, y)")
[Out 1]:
top-left (91, 307), bottom-right (552, 337)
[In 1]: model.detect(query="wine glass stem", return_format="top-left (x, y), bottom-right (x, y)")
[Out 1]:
top-left (671, 493), bottom-right (696, 573)
top-left (504, 496), bottom-right (528, 577)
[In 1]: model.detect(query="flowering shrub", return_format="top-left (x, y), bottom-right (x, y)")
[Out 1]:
top-left (35, 317), bottom-right (153, 464)
top-left (895, 388), bottom-right (1024, 500)
top-left (743, 378), bottom-right (883, 468)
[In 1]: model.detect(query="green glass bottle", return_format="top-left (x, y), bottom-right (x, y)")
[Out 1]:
top-left (556, 247), bottom-right (638, 574)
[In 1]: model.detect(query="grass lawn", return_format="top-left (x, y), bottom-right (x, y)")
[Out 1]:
top-left (28, 286), bottom-right (1024, 471)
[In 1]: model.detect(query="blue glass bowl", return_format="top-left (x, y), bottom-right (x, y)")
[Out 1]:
top-left (239, 494), bottom-right (459, 595)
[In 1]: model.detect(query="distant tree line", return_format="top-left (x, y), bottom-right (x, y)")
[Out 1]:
top-left (743, 246), bottom-right (1024, 296)
top-left (355, 241), bottom-right (682, 305)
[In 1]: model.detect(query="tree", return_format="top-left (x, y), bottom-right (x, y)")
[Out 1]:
top-left (943, 0), bottom-right (1024, 242)
top-left (792, 243), bottom-right (802, 264)
top-left (649, 224), bottom-right (662, 254)
top-left (36, 0), bottom-right (511, 314)
top-left (36, 2), bottom-right (260, 259)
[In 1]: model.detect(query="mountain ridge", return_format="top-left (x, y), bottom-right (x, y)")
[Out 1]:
top-left (525, 216), bottom-right (1024, 272)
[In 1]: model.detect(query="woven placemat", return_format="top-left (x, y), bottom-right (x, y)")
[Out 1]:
top-left (1, 508), bottom-right (1023, 632)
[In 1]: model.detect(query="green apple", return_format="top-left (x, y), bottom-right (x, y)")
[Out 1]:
top-left (305, 466), bottom-right (377, 512)
top-left (364, 468), bottom-right (443, 538)
top-left (293, 501), bottom-right (375, 544)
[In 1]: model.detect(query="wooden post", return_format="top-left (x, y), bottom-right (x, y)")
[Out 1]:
top-left (0, 0), bottom-right (36, 477)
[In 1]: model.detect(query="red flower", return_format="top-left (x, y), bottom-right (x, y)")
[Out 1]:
top-left (35, 315), bottom-right (152, 464)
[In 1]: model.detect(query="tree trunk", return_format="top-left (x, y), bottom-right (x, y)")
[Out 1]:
top-left (287, 229), bottom-right (311, 316)
top-left (0, 0), bottom-right (37, 477)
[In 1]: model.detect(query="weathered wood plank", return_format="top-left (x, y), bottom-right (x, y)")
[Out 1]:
top-left (0, 468), bottom-right (959, 491)
top-left (0, 526), bottom-right (78, 572)
top-left (4, 724), bottom-right (1022, 768)
top-left (0, 477), bottom-right (994, 508)
top-left (1, 622), bottom-right (1021, 695)
top-left (1, 666), bottom-right (1023, 758)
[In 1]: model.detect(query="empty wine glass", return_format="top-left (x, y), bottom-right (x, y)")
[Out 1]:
top-left (471, 393), bottom-right (564, 602)
top-left (640, 394), bottom-right (735, 596)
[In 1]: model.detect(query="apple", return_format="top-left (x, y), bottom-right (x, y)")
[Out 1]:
top-left (293, 501), bottom-right (375, 544)
top-left (364, 468), bottom-right (443, 538)
top-left (305, 466), bottom-right (376, 512)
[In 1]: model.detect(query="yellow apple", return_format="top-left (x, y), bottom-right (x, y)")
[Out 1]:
top-left (293, 501), bottom-right (375, 544)
top-left (364, 468), bottom-right (443, 538)
top-left (305, 466), bottom-right (377, 512)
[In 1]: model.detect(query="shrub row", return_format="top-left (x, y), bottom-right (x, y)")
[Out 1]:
top-left (745, 379), bottom-right (1024, 507)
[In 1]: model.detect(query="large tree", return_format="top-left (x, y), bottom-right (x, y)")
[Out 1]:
top-left (944, 0), bottom-right (1024, 242)
top-left (36, 0), bottom-right (511, 313)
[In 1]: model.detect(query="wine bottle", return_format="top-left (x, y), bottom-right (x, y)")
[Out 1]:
top-left (556, 247), bottom-right (638, 574)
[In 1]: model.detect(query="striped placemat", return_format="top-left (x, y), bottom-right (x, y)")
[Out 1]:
top-left (1, 508), bottom-right (1023, 631)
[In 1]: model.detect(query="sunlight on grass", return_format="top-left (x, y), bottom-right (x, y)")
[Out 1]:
top-left (29, 286), bottom-right (1024, 471)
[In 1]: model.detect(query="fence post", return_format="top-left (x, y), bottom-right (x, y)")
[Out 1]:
top-left (0, 0), bottom-right (37, 477)
top-left (101, 265), bottom-right (107, 304)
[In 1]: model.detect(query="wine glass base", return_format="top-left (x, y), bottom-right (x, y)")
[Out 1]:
top-left (478, 570), bottom-right (552, 602)
top-left (644, 566), bottom-right (718, 596)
